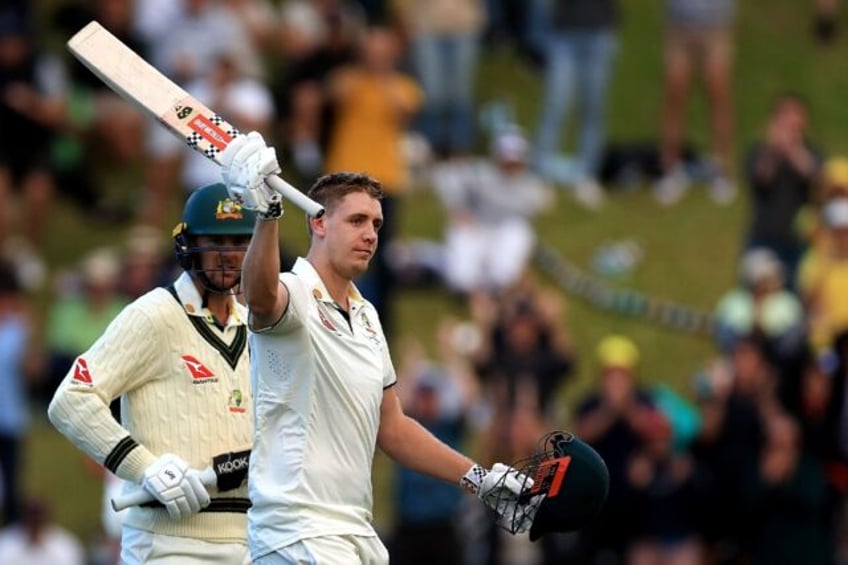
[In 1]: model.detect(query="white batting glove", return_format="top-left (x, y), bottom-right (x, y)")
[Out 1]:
top-left (461, 463), bottom-right (540, 534)
top-left (141, 454), bottom-right (211, 520)
top-left (220, 131), bottom-right (283, 219)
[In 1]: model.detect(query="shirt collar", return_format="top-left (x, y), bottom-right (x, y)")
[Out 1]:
top-left (292, 257), bottom-right (365, 309)
top-left (172, 272), bottom-right (245, 326)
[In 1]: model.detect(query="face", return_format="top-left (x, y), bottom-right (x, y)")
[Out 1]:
top-left (732, 342), bottom-right (766, 394)
top-left (601, 367), bottom-right (634, 407)
top-left (775, 99), bottom-right (808, 133)
top-left (194, 234), bottom-right (250, 291)
top-left (313, 191), bottom-right (382, 279)
top-left (361, 28), bottom-right (399, 72)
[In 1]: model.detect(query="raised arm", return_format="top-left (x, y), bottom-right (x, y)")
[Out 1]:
top-left (220, 131), bottom-right (291, 328)
top-left (242, 217), bottom-right (289, 329)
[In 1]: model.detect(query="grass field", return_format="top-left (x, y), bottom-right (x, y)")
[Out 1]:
top-left (22, 0), bottom-right (848, 542)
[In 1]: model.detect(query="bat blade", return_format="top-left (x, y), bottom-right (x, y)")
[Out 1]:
top-left (67, 21), bottom-right (324, 217)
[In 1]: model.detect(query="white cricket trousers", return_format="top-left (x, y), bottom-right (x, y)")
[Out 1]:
top-left (121, 525), bottom-right (251, 564)
top-left (443, 218), bottom-right (535, 293)
top-left (253, 535), bottom-right (389, 565)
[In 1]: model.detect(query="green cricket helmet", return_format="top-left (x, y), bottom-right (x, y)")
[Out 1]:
top-left (493, 431), bottom-right (609, 541)
top-left (174, 183), bottom-right (256, 238)
top-left (173, 183), bottom-right (256, 291)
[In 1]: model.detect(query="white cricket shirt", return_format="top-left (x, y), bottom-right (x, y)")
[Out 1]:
top-left (247, 258), bottom-right (396, 558)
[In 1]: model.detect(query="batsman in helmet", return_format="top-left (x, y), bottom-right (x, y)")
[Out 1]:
top-left (48, 183), bottom-right (256, 564)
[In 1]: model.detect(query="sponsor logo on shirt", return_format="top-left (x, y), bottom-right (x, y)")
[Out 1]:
top-left (228, 389), bottom-right (246, 413)
top-left (316, 302), bottom-right (339, 333)
top-left (71, 357), bottom-right (93, 384)
top-left (182, 355), bottom-right (218, 383)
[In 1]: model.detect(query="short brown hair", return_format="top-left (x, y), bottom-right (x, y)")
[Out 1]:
top-left (307, 172), bottom-right (383, 215)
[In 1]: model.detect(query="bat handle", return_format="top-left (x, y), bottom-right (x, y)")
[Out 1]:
top-left (266, 175), bottom-right (325, 218)
top-left (110, 467), bottom-right (218, 512)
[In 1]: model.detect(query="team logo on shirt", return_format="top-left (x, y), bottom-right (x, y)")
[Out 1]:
top-left (182, 355), bottom-right (218, 383)
top-left (71, 357), bottom-right (93, 385)
top-left (228, 389), bottom-right (246, 413)
top-left (361, 313), bottom-right (382, 347)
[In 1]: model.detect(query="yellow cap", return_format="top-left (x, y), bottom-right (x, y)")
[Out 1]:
top-left (596, 335), bottom-right (640, 370)
top-left (824, 157), bottom-right (848, 189)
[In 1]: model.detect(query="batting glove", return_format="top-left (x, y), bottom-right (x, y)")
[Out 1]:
top-left (220, 131), bottom-right (283, 219)
top-left (141, 454), bottom-right (211, 520)
top-left (461, 463), bottom-right (540, 534)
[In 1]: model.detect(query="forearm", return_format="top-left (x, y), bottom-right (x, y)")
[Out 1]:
top-left (379, 415), bottom-right (474, 483)
top-left (785, 145), bottom-right (818, 178)
top-left (48, 386), bottom-right (156, 483)
top-left (242, 218), bottom-right (282, 319)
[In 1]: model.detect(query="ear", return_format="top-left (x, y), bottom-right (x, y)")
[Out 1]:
top-left (309, 214), bottom-right (327, 238)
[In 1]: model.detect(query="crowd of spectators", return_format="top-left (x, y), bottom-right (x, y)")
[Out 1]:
top-left (0, 1), bottom-right (846, 564)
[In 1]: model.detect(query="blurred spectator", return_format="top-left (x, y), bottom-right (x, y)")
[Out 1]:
top-left (395, 0), bottom-right (486, 158)
top-left (118, 225), bottom-right (172, 300)
top-left (533, 0), bottom-right (619, 211)
top-left (222, 0), bottom-right (279, 54)
top-left (139, 0), bottom-right (262, 227)
top-left (354, 0), bottom-right (391, 24)
top-left (149, 0), bottom-right (260, 84)
top-left (821, 330), bottom-right (848, 563)
top-left (389, 329), bottom-right (480, 565)
top-left (813, 0), bottom-right (841, 43)
top-left (178, 49), bottom-right (275, 191)
top-left (324, 24), bottom-right (423, 333)
top-left (51, 0), bottom-right (149, 172)
top-left (471, 282), bottom-right (575, 425)
top-left (0, 260), bottom-right (34, 526)
top-left (690, 336), bottom-right (776, 564)
top-left (483, 0), bottom-right (547, 65)
top-left (626, 410), bottom-right (709, 565)
top-left (43, 247), bottom-right (127, 404)
top-left (713, 247), bottom-right (806, 361)
top-left (745, 412), bottom-right (830, 565)
top-left (742, 93), bottom-right (822, 285)
top-left (572, 334), bottom-right (659, 564)
top-left (131, 0), bottom-right (185, 47)
top-left (275, 0), bottom-right (363, 180)
top-left (430, 127), bottom-right (554, 296)
top-left (654, 0), bottom-right (737, 206)
top-left (0, 7), bottom-right (61, 279)
top-left (798, 196), bottom-right (848, 353)
top-left (821, 157), bottom-right (848, 199)
top-left (0, 498), bottom-right (85, 565)
top-left (806, 157), bottom-right (848, 248)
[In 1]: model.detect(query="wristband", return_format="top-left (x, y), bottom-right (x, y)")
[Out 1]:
top-left (460, 463), bottom-right (488, 495)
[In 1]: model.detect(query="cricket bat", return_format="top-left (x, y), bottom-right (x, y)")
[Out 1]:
top-left (67, 21), bottom-right (324, 218)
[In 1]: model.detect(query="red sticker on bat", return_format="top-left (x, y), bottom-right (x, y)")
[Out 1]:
top-left (188, 115), bottom-right (232, 150)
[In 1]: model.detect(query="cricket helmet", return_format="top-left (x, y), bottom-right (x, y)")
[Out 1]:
top-left (175, 183), bottom-right (256, 239)
top-left (173, 183), bottom-right (256, 291)
top-left (494, 431), bottom-right (609, 541)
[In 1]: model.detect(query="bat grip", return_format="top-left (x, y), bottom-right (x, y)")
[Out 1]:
top-left (266, 175), bottom-right (325, 218)
top-left (111, 466), bottom-right (218, 512)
